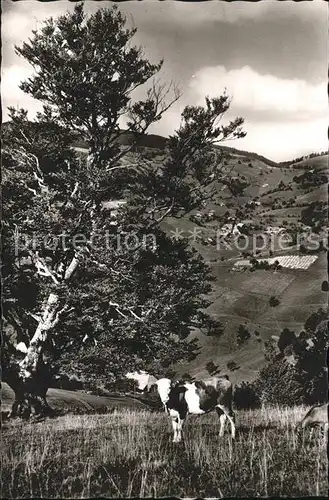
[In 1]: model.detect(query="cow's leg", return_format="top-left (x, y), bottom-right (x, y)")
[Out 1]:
top-left (169, 409), bottom-right (181, 443)
top-left (216, 404), bottom-right (236, 439)
top-left (172, 415), bottom-right (186, 443)
top-left (172, 417), bottom-right (179, 442)
top-left (176, 416), bottom-right (186, 442)
top-left (219, 413), bottom-right (227, 437)
top-left (169, 408), bottom-right (187, 443)
top-left (216, 407), bottom-right (227, 436)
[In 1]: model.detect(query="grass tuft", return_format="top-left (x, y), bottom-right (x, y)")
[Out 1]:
top-left (2, 406), bottom-right (327, 498)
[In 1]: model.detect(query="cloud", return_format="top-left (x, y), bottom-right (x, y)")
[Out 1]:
top-left (150, 65), bottom-right (327, 162)
top-left (188, 65), bottom-right (326, 122)
top-left (2, 2), bottom-right (326, 161)
top-left (2, 65), bottom-right (32, 99)
top-left (232, 117), bottom-right (327, 162)
top-left (151, 106), bottom-right (327, 163)
top-left (1, 64), bottom-right (42, 118)
top-left (137, 0), bottom-right (325, 28)
top-left (1, 11), bottom-right (33, 43)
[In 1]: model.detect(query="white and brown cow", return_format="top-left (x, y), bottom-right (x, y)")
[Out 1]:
top-left (149, 375), bottom-right (236, 442)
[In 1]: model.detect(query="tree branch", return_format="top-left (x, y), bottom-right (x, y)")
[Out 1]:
top-left (29, 251), bottom-right (60, 285)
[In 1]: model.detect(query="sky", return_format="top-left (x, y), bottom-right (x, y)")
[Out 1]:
top-left (2, 0), bottom-right (327, 162)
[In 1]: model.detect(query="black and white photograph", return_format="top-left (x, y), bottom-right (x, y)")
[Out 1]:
top-left (2, 0), bottom-right (328, 497)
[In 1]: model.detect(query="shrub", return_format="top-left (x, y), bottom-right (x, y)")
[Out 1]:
top-left (52, 374), bottom-right (84, 391)
top-left (234, 381), bottom-right (261, 409)
top-left (227, 360), bottom-right (240, 372)
top-left (181, 372), bottom-right (194, 382)
top-left (237, 325), bottom-right (251, 346)
top-left (278, 328), bottom-right (297, 353)
top-left (255, 311), bottom-right (328, 405)
top-left (256, 357), bottom-right (302, 406)
top-left (109, 378), bottom-right (137, 393)
top-left (269, 296), bottom-right (280, 307)
top-left (206, 361), bottom-right (221, 376)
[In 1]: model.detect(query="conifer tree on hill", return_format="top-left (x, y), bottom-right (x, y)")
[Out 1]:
top-left (2, 3), bottom-right (246, 417)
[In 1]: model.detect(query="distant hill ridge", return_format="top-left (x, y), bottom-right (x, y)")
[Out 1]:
top-left (71, 130), bottom-right (284, 167)
top-left (3, 120), bottom-right (325, 167)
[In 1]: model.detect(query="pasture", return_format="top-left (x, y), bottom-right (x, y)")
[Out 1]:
top-left (2, 406), bottom-right (327, 498)
top-left (176, 250), bottom-right (327, 382)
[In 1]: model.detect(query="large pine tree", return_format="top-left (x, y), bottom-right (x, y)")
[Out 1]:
top-left (2, 3), bottom-right (246, 417)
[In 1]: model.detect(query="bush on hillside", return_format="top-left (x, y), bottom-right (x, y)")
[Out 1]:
top-left (278, 328), bottom-right (297, 353)
top-left (227, 360), bottom-right (240, 372)
top-left (269, 296), bottom-right (280, 307)
top-left (181, 372), bottom-right (194, 382)
top-left (234, 381), bottom-right (261, 409)
top-left (255, 310), bottom-right (328, 405)
top-left (52, 374), bottom-right (84, 391)
top-left (109, 378), bottom-right (137, 393)
top-left (256, 357), bottom-right (302, 406)
top-left (237, 325), bottom-right (251, 346)
top-left (206, 361), bottom-right (221, 376)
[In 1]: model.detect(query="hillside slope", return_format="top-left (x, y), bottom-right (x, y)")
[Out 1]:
top-left (4, 122), bottom-right (327, 387)
top-left (175, 252), bottom-right (327, 384)
top-left (292, 154), bottom-right (328, 171)
top-left (159, 147), bottom-right (327, 384)
top-left (1, 383), bottom-right (150, 413)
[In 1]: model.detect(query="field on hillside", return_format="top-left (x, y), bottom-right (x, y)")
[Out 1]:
top-left (176, 250), bottom-right (327, 383)
top-left (2, 406), bottom-right (327, 498)
top-left (292, 155), bottom-right (328, 170)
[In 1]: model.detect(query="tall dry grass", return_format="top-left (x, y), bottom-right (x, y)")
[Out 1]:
top-left (2, 406), bottom-right (328, 498)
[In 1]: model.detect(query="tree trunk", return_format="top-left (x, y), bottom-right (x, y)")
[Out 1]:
top-left (4, 256), bottom-right (79, 418)
top-left (20, 293), bottom-right (59, 371)
top-left (4, 293), bottom-right (61, 418)
top-left (3, 356), bottom-right (55, 419)
top-left (9, 379), bottom-right (54, 419)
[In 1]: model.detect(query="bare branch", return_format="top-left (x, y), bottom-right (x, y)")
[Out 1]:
top-left (71, 181), bottom-right (79, 198)
top-left (82, 334), bottom-right (98, 346)
top-left (153, 199), bottom-right (175, 224)
top-left (51, 303), bottom-right (72, 328)
top-left (127, 308), bottom-right (143, 322)
top-left (19, 129), bottom-right (32, 146)
top-left (109, 301), bottom-right (129, 319)
top-left (28, 312), bottom-right (42, 323)
top-left (24, 184), bottom-right (38, 196)
top-left (108, 301), bottom-right (145, 322)
top-left (29, 251), bottom-right (60, 285)
top-left (64, 255), bottom-right (80, 280)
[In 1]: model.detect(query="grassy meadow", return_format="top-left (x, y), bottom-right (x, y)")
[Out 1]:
top-left (2, 405), bottom-right (328, 498)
